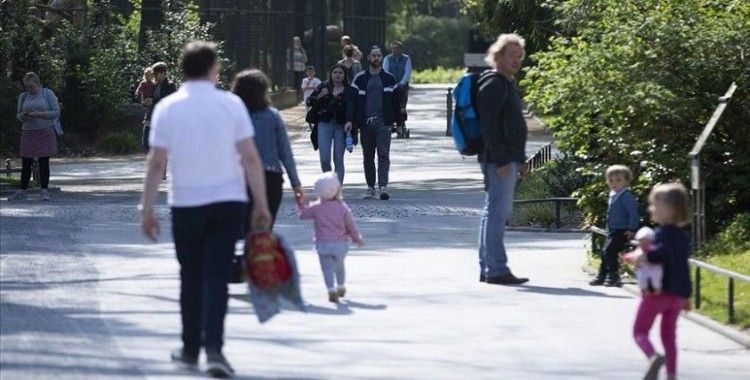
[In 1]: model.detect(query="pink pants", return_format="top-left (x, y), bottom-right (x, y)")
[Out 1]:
top-left (633, 293), bottom-right (685, 375)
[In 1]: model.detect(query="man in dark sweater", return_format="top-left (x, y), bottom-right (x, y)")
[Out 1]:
top-left (476, 34), bottom-right (529, 285)
top-left (142, 62), bottom-right (177, 150)
top-left (345, 46), bottom-right (401, 200)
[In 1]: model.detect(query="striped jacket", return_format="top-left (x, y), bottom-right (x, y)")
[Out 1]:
top-left (345, 69), bottom-right (401, 127)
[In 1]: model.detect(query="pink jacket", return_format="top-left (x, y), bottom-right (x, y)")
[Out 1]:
top-left (300, 199), bottom-right (361, 242)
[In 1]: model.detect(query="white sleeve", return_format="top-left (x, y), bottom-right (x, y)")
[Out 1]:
top-left (149, 103), bottom-right (169, 149)
top-left (301, 78), bottom-right (309, 91)
top-left (234, 99), bottom-right (254, 142)
top-left (402, 57), bottom-right (412, 85)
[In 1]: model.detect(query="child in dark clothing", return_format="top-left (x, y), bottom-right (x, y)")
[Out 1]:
top-left (632, 182), bottom-right (692, 380)
top-left (590, 165), bottom-right (639, 287)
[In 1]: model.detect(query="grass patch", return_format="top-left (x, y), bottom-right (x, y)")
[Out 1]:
top-left (0, 176), bottom-right (37, 188)
top-left (693, 251), bottom-right (750, 329)
top-left (99, 132), bottom-right (140, 154)
top-left (411, 66), bottom-right (464, 84)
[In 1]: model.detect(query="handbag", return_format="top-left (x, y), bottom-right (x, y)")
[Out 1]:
top-left (42, 88), bottom-right (64, 136)
top-left (310, 123), bottom-right (319, 151)
top-left (245, 230), bottom-right (292, 289)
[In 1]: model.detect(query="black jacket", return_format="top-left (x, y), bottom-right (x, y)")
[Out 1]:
top-left (346, 69), bottom-right (401, 127)
top-left (477, 72), bottom-right (527, 166)
top-left (306, 82), bottom-right (348, 125)
top-left (154, 79), bottom-right (177, 106)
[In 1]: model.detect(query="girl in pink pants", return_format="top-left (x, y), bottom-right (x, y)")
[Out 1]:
top-left (632, 183), bottom-right (692, 380)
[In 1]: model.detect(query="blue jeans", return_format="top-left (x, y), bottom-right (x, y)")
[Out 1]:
top-left (317, 121), bottom-right (346, 184)
top-left (171, 201), bottom-right (246, 355)
top-left (478, 162), bottom-right (518, 277)
top-left (361, 116), bottom-right (391, 188)
top-left (316, 241), bottom-right (349, 289)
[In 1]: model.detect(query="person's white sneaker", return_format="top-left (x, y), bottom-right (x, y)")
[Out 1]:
top-left (7, 190), bottom-right (26, 201)
top-left (40, 189), bottom-right (50, 201)
top-left (362, 187), bottom-right (376, 199)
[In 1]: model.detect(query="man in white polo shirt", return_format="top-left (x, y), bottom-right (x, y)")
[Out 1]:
top-left (139, 41), bottom-right (271, 378)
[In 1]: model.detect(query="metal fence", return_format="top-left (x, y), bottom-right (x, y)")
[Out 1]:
top-left (198, 0), bottom-right (296, 91)
top-left (343, 0), bottom-right (386, 54)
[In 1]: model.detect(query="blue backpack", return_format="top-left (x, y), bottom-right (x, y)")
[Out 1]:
top-left (451, 71), bottom-right (497, 156)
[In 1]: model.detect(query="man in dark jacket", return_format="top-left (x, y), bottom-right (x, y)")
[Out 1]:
top-left (345, 46), bottom-right (401, 200)
top-left (477, 34), bottom-right (529, 285)
top-left (142, 62), bottom-right (177, 150)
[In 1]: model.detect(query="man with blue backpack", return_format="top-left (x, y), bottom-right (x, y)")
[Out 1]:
top-left (453, 33), bottom-right (530, 285)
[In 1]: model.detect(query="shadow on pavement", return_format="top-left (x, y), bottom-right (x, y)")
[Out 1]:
top-left (515, 285), bottom-right (633, 299)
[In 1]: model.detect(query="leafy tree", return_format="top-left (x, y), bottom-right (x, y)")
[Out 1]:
top-left (460, 0), bottom-right (563, 59)
top-left (397, 16), bottom-right (469, 70)
top-left (522, 0), bottom-right (750, 232)
top-left (0, 0), bottom-right (231, 153)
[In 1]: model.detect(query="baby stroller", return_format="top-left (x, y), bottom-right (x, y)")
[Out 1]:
top-left (392, 108), bottom-right (410, 139)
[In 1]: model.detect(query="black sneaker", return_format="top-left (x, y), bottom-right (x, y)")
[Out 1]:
top-left (589, 277), bottom-right (606, 286)
top-left (379, 187), bottom-right (390, 200)
top-left (170, 348), bottom-right (198, 369)
top-left (206, 351), bottom-right (235, 378)
top-left (486, 272), bottom-right (529, 285)
top-left (605, 277), bottom-right (622, 287)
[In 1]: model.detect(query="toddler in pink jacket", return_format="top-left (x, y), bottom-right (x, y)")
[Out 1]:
top-left (300, 172), bottom-right (364, 303)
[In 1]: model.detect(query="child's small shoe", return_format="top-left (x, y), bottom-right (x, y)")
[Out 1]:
top-left (336, 286), bottom-right (346, 298)
top-left (328, 289), bottom-right (339, 303)
top-left (644, 354), bottom-right (664, 380)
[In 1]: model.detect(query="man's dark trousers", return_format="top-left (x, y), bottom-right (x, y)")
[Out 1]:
top-left (171, 201), bottom-right (246, 356)
top-left (361, 116), bottom-right (391, 188)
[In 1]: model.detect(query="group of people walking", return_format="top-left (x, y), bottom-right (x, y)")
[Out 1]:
top-left (138, 41), bottom-right (368, 378)
top-left (9, 31), bottom-right (693, 380)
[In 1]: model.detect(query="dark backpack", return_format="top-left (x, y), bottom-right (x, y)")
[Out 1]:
top-left (451, 71), bottom-right (498, 156)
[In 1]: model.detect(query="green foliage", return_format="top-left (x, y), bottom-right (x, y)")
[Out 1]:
top-left (0, 0), bottom-right (231, 155)
top-left (411, 67), bottom-right (465, 84)
top-left (511, 158), bottom-right (587, 228)
top-left (460, 0), bottom-right (562, 60)
top-left (388, 16), bottom-right (469, 70)
top-left (700, 213), bottom-right (750, 257)
top-left (139, 1), bottom-right (233, 87)
top-left (522, 0), bottom-right (750, 229)
top-left (99, 132), bottom-right (140, 154)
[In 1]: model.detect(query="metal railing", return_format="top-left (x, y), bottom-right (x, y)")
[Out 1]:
top-left (589, 225), bottom-right (749, 324)
top-left (689, 82), bottom-right (738, 249)
top-left (526, 143), bottom-right (554, 172)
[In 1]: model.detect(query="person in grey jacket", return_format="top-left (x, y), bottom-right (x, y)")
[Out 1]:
top-left (9, 72), bottom-right (59, 202)
top-left (476, 34), bottom-right (529, 285)
top-left (231, 69), bottom-right (305, 228)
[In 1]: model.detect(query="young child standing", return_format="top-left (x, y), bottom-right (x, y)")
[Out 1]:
top-left (301, 66), bottom-right (321, 104)
top-left (300, 172), bottom-right (364, 303)
top-left (633, 183), bottom-right (692, 380)
top-left (590, 165), bottom-right (639, 287)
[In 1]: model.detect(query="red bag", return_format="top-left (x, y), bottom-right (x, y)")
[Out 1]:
top-left (244, 231), bottom-right (292, 289)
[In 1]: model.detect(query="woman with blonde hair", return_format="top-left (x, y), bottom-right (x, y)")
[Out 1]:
top-left (9, 72), bottom-right (59, 201)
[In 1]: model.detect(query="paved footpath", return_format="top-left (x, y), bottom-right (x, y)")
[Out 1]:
top-left (1, 85), bottom-right (748, 379)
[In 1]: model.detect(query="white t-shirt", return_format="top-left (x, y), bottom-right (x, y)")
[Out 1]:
top-left (301, 77), bottom-right (321, 102)
top-left (150, 81), bottom-right (255, 207)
